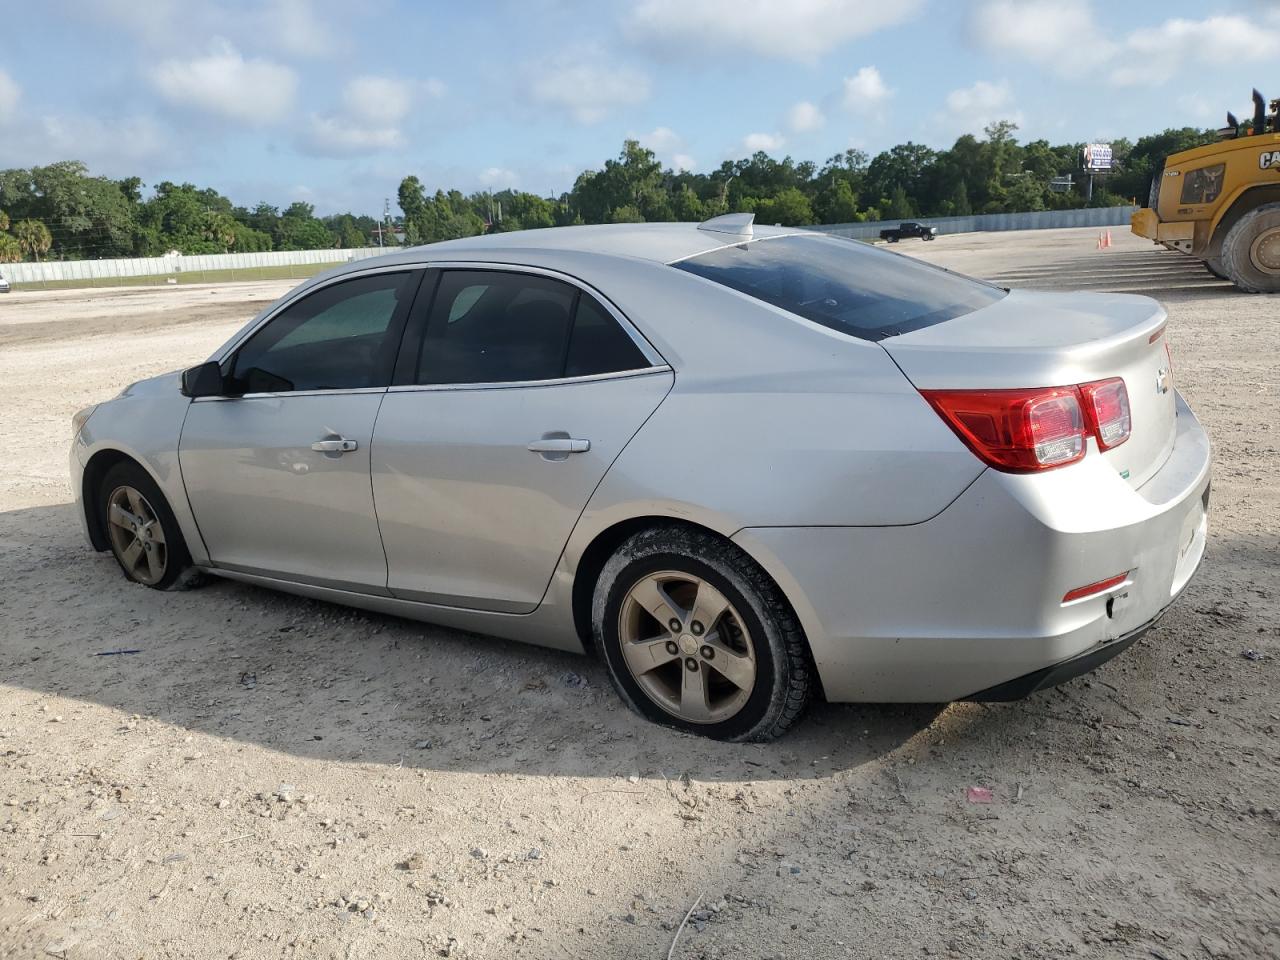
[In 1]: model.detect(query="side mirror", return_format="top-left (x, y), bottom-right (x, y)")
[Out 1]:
top-left (180, 361), bottom-right (225, 398)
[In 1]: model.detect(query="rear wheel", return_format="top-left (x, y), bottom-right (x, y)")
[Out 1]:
top-left (592, 525), bottom-right (812, 741)
top-left (100, 462), bottom-right (196, 590)
top-left (1221, 202), bottom-right (1280, 293)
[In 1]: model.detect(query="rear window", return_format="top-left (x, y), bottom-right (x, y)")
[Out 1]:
top-left (673, 234), bottom-right (1006, 341)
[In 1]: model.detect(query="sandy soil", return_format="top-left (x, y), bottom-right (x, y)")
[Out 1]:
top-left (1, 227), bottom-right (1277, 959)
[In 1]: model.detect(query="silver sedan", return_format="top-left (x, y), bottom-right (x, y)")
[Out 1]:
top-left (70, 214), bottom-right (1211, 740)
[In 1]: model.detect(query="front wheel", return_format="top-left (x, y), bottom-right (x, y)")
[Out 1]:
top-left (100, 461), bottom-right (197, 590)
top-left (1205, 258), bottom-right (1228, 280)
top-left (1221, 202), bottom-right (1280, 293)
top-left (592, 526), bottom-right (812, 741)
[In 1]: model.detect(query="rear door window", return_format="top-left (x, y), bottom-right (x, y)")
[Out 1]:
top-left (408, 271), bottom-right (651, 385)
top-left (673, 234), bottom-right (1005, 341)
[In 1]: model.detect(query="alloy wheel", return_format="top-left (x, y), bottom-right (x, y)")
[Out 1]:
top-left (617, 570), bottom-right (757, 724)
top-left (106, 485), bottom-right (168, 585)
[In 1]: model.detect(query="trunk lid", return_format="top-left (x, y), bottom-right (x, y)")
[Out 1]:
top-left (881, 289), bottom-right (1176, 488)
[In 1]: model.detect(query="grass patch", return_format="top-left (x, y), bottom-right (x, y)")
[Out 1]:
top-left (7, 261), bottom-right (352, 292)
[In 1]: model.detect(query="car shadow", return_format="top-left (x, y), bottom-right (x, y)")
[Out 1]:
top-left (1, 501), bottom-right (948, 782)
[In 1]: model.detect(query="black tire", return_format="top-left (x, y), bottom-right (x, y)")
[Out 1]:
top-left (1205, 258), bottom-right (1228, 281)
top-left (100, 461), bottom-right (198, 590)
top-left (887, 235), bottom-right (899, 243)
top-left (1220, 202), bottom-right (1280, 293)
top-left (591, 525), bottom-right (812, 741)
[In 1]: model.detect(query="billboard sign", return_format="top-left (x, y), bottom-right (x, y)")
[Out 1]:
top-left (1083, 143), bottom-right (1113, 171)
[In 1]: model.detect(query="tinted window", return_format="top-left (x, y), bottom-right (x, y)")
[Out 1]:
top-left (565, 294), bottom-right (648, 377)
top-left (231, 272), bottom-right (416, 393)
top-left (414, 272), bottom-right (649, 384)
top-left (673, 234), bottom-right (1005, 341)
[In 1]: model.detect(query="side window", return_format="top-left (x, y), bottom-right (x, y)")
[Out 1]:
top-left (416, 271), bottom-right (576, 385)
top-left (413, 271), bottom-right (651, 385)
top-left (565, 293), bottom-right (649, 377)
top-left (231, 272), bottom-right (416, 393)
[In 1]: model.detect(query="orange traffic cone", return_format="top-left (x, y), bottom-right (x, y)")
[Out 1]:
top-left (1097, 232), bottom-right (1105, 250)
top-left (1105, 229), bottom-right (1113, 248)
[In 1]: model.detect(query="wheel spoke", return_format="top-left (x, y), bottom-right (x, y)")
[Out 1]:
top-left (679, 665), bottom-right (712, 722)
top-left (703, 635), bottom-right (755, 692)
top-left (620, 634), bottom-right (679, 677)
top-left (689, 580), bottom-right (730, 634)
top-left (628, 576), bottom-right (686, 628)
top-left (121, 538), bottom-right (143, 570)
top-left (144, 544), bottom-right (163, 581)
top-left (125, 488), bottom-right (146, 518)
top-left (145, 521), bottom-right (165, 545)
top-left (109, 502), bottom-right (141, 530)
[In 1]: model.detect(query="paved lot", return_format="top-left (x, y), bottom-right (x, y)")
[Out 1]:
top-left (1, 227), bottom-right (1277, 959)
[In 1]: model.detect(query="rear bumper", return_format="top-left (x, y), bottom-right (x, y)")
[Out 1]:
top-left (735, 391), bottom-right (1211, 702)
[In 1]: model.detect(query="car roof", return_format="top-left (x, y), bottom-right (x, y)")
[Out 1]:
top-left (379, 221), bottom-right (800, 269)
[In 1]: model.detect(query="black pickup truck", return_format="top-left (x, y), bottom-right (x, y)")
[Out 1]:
top-left (879, 221), bottom-right (938, 243)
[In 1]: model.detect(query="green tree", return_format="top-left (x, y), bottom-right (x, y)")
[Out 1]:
top-left (0, 209), bottom-right (8, 232)
top-left (754, 186), bottom-right (815, 225)
top-left (814, 178), bottom-right (859, 223)
top-left (883, 185), bottom-right (915, 220)
top-left (13, 219), bottom-right (52, 260)
top-left (606, 204), bottom-right (645, 223)
top-left (0, 234), bottom-right (21, 263)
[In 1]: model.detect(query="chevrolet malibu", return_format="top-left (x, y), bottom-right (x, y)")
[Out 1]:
top-left (71, 215), bottom-right (1210, 741)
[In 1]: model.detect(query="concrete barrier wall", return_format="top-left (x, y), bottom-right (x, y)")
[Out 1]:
top-left (1, 246), bottom-right (387, 284)
top-left (812, 205), bottom-right (1138, 241)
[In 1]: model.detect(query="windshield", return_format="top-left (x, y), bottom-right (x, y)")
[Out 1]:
top-left (672, 233), bottom-right (1006, 341)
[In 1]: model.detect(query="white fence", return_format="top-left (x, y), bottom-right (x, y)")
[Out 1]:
top-left (812, 205), bottom-right (1139, 241)
top-left (1, 246), bottom-right (387, 285)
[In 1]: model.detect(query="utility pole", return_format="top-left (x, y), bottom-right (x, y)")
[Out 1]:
top-left (378, 198), bottom-right (390, 248)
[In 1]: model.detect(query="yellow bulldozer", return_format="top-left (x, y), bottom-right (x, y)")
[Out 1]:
top-left (1132, 89), bottom-right (1280, 292)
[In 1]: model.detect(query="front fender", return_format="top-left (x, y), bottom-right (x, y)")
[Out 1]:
top-left (74, 385), bottom-right (208, 565)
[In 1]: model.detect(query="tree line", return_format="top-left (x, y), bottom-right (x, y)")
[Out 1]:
top-left (0, 123), bottom-right (1217, 262)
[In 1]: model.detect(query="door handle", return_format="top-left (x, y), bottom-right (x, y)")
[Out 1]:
top-left (311, 438), bottom-right (358, 453)
top-left (526, 438), bottom-right (590, 454)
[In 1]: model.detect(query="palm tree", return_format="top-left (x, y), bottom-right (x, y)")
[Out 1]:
top-left (0, 209), bottom-right (9, 232)
top-left (13, 219), bottom-right (52, 261)
top-left (0, 234), bottom-right (21, 263)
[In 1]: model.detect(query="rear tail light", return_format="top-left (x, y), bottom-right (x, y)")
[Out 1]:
top-left (1062, 572), bottom-right (1129, 604)
top-left (921, 387), bottom-right (1086, 472)
top-left (1079, 377), bottom-right (1131, 450)
top-left (923, 378), bottom-right (1131, 473)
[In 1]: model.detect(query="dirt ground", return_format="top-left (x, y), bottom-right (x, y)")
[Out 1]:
top-left (1, 227), bottom-right (1276, 960)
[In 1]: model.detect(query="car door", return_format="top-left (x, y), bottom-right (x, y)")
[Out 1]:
top-left (179, 268), bottom-right (424, 592)
top-left (372, 267), bottom-right (673, 613)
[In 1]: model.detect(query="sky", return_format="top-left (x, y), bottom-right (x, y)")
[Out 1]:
top-left (1, 0), bottom-right (1278, 216)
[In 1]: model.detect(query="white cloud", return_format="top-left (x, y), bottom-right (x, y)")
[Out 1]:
top-left (971, 2), bottom-right (1280, 86)
top-left (303, 115), bottom-right (402, 153)
top-left (0, 112), bottom-right (171, 172)
top-left (341, 76), bottom-right (413, 126)
top-left (0, 68), bottom-right (18, 124)
top-left (301, 75), bottom-right (419, 156)
top-left (970, 0), bottom-right (1113, 72)
top-left (478, 167), bottom-right (520, 188)
top-left (639, 126), bottom-right (683, 152)
top-left (529, 55), bottom-right (650, 123)
top-left (259, 0), bottom-right (336, 57)
top-left (671, 153), bottom-right (696, 172)
top-left (742, 132), bottom-right (785, 153)
top-left (943, 80), bottom-right (1023, 134)
top-left (842, 66), bottom-right (890, 112)
top-left (786, 101), bottom-right (825, 133)
top-left (628, 0), bottom-right (924, 61)
top-left (149, 39), bottom-right (297, 125)
top-left (1112, 16), bottom-right (1280, 86)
